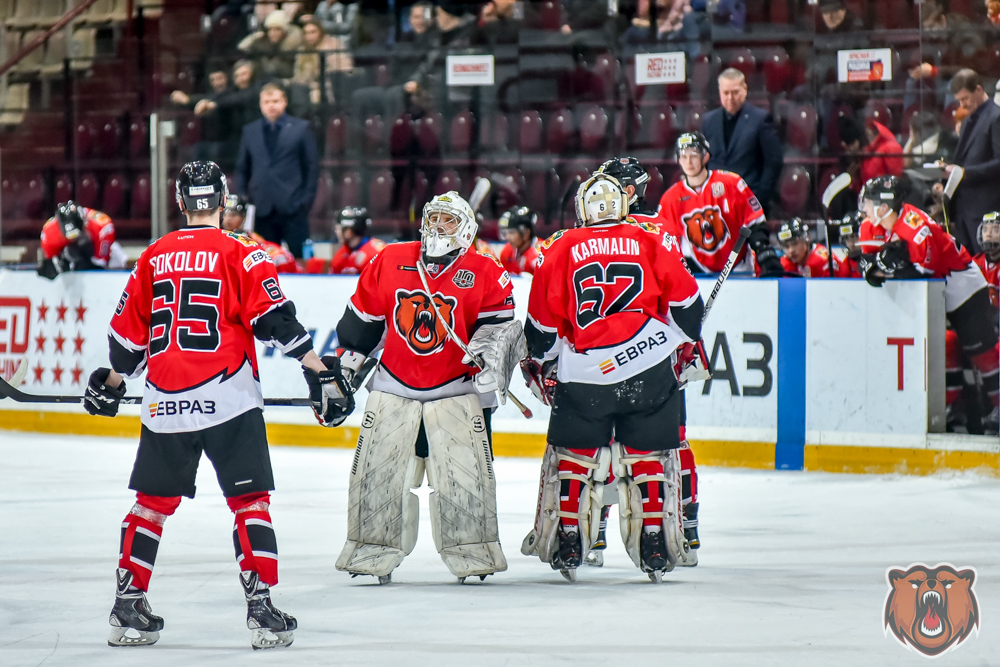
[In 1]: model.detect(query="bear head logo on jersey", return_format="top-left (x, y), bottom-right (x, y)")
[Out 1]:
top-left (884, 563), bottom-right (979, 657)
top-left (681, 205), bottom-right (728, 253)
top-left (394, 289), bottom-right (458, 355)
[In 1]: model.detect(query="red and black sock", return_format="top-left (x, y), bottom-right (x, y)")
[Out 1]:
top-left (118, 493), bottom-right (181, 592)
top-left (229, 492), bottom-right (278, 586)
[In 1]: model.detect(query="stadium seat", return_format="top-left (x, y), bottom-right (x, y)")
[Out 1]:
top-left (546, 107), bottom-right (574, 154)
top-left (863, 101), bottom-right (892, 132)
top-left (615, 106), bottom-right (641, 148)
top-left (338, 171), bottom-right (361, 209)
top-left (8, 1), bottom-right (39, 28)
top-left (363, 114), bottom-right (384, 153)
top-left (375, 63), bottom-right (390, 88)
top-left (368, 169), bottom-right (394, 216)
top-left (726, 48), bottom-right (756, 80)
top-left (649, 105), bottom-right (678, 149)
top-left (96, 117), bottom-right (124, 159)
top-left (76, 172), bottom-right (99, 209)
top-left (745, 0), bottom-right (766, 25)
top-left (519, 110), bottom-right (543, 153)
top-left (779, 165), bottom-right (810, 216)
top-left (101, 172), bottom-right (126, 217)
top-left (579, 105), bottom-right (608, 153)
top-left (480, 113), bottom-right (508, 151)
top-left (416, 112), bottom-right (442, 155)
top-left (129, 118), bottom-right (148, 158)
top-left (526, 170), bottom-right (551, 215)
top-left (495, 168), bottom-right (524, 212)
top-left (179, 117), bottom-right (199, 146)
top-left (769, 0), bottom-right (789, 23)
top-left (40, 25), bottom-right (67, 76)
top-left (22, 172), bottom-right (44, 219)
top-left (413, 170), bottom-right (430, 210)
top-left (326, 115), bottom-right (346, 156)
top-left (1, 175), bottom-right (18, 218)
top-left (644, 166), bottom-right (664, 206)
top-left (449, 109), bottom-right (473, 154)
top-left (787, 104), bottom-right (817, 152)
top-left (825, 103), bottom-right (853, 150)
top-left (54, 173), bottom-right (73, 204)
top-left (131, 174), bottom-right (151, 218)
top-left (389, 114), bottom-right (413, 156)
top-left (761, 47), bottom-right (790, 95)
top-left (684, 103), bottom-right (708, 134)
top-left (593, 53), bottom-right (618, 101)
top-left (560, 165), bottom-right (592, 215)
top-left (310, 171), bottom-right (333, 220)
top-left (538, 1), bottom-right (560, 30)
top-left (434, 169), bottom-right (461, 196)
top-left (689, 55), bottom-right (711, 100)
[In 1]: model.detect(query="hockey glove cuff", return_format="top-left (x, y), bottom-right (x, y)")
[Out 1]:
top-left (520, 358), bottom-right (557, 406)
top-left (875, 240), bottom-right (913, 277)
top-left (84, 368), bottom-right (126, 417)
top-left (673, 341), bottom-right (711, 388)
top-left (747, 222), bottom-right (773, 255)
top-left (303, 355), bottom-right (356, 427)
top-left (858, 253), bottom-right (886, 287)
top-left (755, 247), bottom-right (785, 278)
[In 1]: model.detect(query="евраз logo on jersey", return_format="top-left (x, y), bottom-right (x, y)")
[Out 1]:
top-left (884, 563), bottom-right (980, 658)
top-left (148, 400), bottom-right (217, 418)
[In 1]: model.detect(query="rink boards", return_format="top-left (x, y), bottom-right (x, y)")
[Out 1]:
top-left (1, 267), bottom-right (997, 475)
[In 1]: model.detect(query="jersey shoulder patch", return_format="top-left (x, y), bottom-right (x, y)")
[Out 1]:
top-left (223, 230), bottom-right (259, 248)
top-left (625, 217), bottom-right (660, 234)
top-left (478, 250), bottom-right (505, 268)
top-left (539, 229), bottom-right (568, 250)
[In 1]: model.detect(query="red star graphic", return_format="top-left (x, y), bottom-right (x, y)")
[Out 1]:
top-left (34, 333), bottom-right (47, 353)
top-left (75, 300), bottom-right (87, 323)
top-left (71, 364), bottom-right (83, 385)
top-left (73, 333), bottom-right (85, 354)
top-left (53, 331), bottom-right (66, 354)
top-left (32, 362), bottom-right (45, 384)
top-left (56, 301), bottom-right (68, 323)
top-left (37, 301), bottom-right (49, 322)
top-left (52, 362), bottom-right (64, 385)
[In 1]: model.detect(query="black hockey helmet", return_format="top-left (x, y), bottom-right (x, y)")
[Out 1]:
top-left (55, 201), bottom-right (85, 240)
top-left (176, 161), bottom-right (228, 213)
top-left (338, 206), bottom-right (371, 236)
top-left (225, 193), bottom-right (250, 217)
top-left (978, 211), bottom-right (1000, 255)
top-left (674, 131), bottom-right (711, 160)
top-left (858, 174), bottom-right (903, 213)
top-left (838, 210), bottom-right (865, 241)
top-left (598, 157), bottom-right (650, 204)
top-left (777, 218), bottom-right (810, 247)
top-left (499, 206), bottom-right (537, 237)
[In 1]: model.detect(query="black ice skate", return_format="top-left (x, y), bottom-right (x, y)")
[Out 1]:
top-left (108, 568), bottom-right (163, 647)
top-left (679, 502), bottom-right (700, 568)
top-left (241, 571), bottom-right (296, 650)
top-left (584, 506), bottom-right (609, 567)
top-left (640, 530), bottom-right (669, 583)
top-left (551, 527), bottom-right (582, 582)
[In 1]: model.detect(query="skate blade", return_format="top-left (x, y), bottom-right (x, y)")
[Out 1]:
top-left (378, 575), bottom-right (392, 585)
top-left (560, 568), bottom-right (577, 583)
top-left (251, 628), bottom-right (294, 650)
top-left (108, 627), bottom-right (160, 647)
top-left (583, 551), bottom-right (604, 568)
top-left (648, 570), bottom-right (663, 584)
top-left (678, 550), bottom-right (699, 567)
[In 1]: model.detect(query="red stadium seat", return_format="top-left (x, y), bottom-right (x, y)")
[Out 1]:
top-left (1, 175), bottom-right (18, 218)
top-left (416, 112), bottom-right (442, 155)
top-left (593, 53), bottom-right (618, 101)
top-left (22, 173), bottom-right (44, 219)
top-left (495, 168), bottom-right (524, 212)
top-left (770, 0), bottom-right (789, 23)
top-left (579, 105), bottom-right (608, 153)
top-left (863, 101), bottom-right (892, 132)
top-left (726, 48), bottom-right (756, 79)
top-left (649, 105), bottom-right (678, 149)
top-left (375, 63), bottom-right (390, 88)
top-left (310, 171), bottom-right (333, 220)
top-left (389, 114), bottom-right (414, 156)
top-left (179, 117), bottom-right (199, 146)
top-left (101, 173), bottom-right (126, 217)
top-left (689, 55), bottom-right (711, 100)
top-left (546, 107), bottom-right (574, 154)
top-left (338, 171), bottom-right (361, 209)
top-left (326, 115), bottom-right (347, 156)
top-left (450, 109), bottom-right (474, 154)
top-left (644, 166), bottom-right (665, 207)
top-left (538, 1), bottom-right (560, 30)
top-left (363, 115), bottom-right (384, 153)
top-left (519, 110), bottom-right (543, 153)
top-left (132, 174), bottom-right (151, 218)
top-left (368, 169), bottom-right (394, 216)
top-left (761, 47), bottom-right (790, 95)
top-left (76, 173), bottom-right (99, 209)
top-left (480, 113), bottom-right (508, 151)
top-left (787, 104), bottom-right (817, 152)
top-left (129, 118), bottom-right (148, 158)
top-left (434, 169), bottom-right (462, 196)
top-left (561, 165), bottom-right (592, 216)
top-left (97, 117), bottom-right (123, 159)
top-left (413, 170), bottom-right (430, 210)
top-left (685, 103), bottom-right (708, 134)
top-left (825, 103), bottom-right (854, 150)
top-left (616, 106), bottom-right (641, 147)
top-left (817, 166), bottom-right (840, 202)
top-left (779, 166), bottom-right (810, 216)
top-left (526, 170), bottom-right (551, 215)
top-left (54, 173), bottom-right (73, 205)
top-left (74, 121), bottom-right (95, 159)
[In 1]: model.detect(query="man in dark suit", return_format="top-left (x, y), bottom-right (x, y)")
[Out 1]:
top-left (235, 82), bottom-right (318, 258)
top-left (944, 69), bottom-right (1000, 254)
top-left (700, 68), bottom-right (783, 214)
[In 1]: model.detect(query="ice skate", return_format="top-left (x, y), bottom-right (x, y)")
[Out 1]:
top-left (984, 406), bottom-right (999, 436)
top-left (585, 506), bottom-right (609, 567)
top-left (679, 502), bottom-right (700, 567)
top-left (242, 571), bottom-right (296, 650)
top-left (108, 568), bottom-right (163, 647)
top-left (640, 530), bottom-right (669, 582)
top-left (551, 527), bottom-right (582, 581)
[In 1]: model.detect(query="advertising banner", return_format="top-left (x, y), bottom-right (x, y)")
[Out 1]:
top-left (635, 52), bottom-right (686, 85)
top-left (837, 48), bottom-right (893, 82)
top-left (445, 55), bottom-right (495, 86)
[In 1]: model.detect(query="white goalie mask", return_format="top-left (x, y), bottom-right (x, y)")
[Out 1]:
top-left (575, 173), bottom-right (630, 227)
top-left (420, 191), bottom-right (478, 265)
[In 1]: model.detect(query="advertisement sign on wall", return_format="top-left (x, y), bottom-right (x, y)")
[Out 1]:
top-left (837, 48), bottom-right (893, 82)
top-left (635, 52), bottom-right (686, 85)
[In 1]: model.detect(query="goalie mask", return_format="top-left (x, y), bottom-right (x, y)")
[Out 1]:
top-left (575, 173), bottom-right (629, 227)
top-left (979, 211), bottom-right (1000, 259)
top-left (420, 191), bottom-right (478, 267)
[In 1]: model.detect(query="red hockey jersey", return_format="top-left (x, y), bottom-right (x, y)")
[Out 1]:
top-left (500, 240), bottom-right (541, 275)
top-left (859, 204), bottom-right (973, 279)
top-left (973, 254), bottom-right (1000, 307)
top-left (330, 237), bottom-right (386, 275)
top-left (250, 232), bottom-right (300, 274)
top-left (110, 226), bottom-right (311, 433)
top-left (41, 207), bottom-right (116, 265)
top-left (780, 244), bottom-right (840, 277)
top-left (338, 242), bottom-right (515, 404)
top-left (836, 255), bottom-right (862, 278)
top-left (527, 220), bottom-right (701, 385)
top-left (656, 170), bottom-right (766, 273)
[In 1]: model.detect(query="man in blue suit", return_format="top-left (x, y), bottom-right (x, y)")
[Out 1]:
top-left (235, 83), bottom-right (318, 258)
top-left (700, 69), bottom-right (783, 214)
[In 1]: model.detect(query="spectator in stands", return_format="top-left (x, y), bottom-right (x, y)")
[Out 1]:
top-left (560, 0), bottom-right (611, 33)
top-left (837, 116), bottom-right (904, 184)
top-left (307, 1), bottom-right (360, 49)
top-left (235, 83), bottom-right (319, 259)
top-left (710, 0), bottom-right (745, 36)
top-left (293, 20), bottom-right (353, 104)
top-left (237, 9), bottom-right (302, 81)
top-left (943, 69), bottom-right (1000, 253)
top-left (476, 0), bottom-right (525, 46)
top-left (700, 68), bottom-right (782, 214)
top-left (193, 60), bottom-right (260, 169)
top-left (903, 111), bottom-right (956, 168)
top-left (621, 0), bottom-right (705, 58)
top-left (817, 0), bottom-right (863, 34)
top-left (399, 2), bottom-right (435, 45)
top-left (169, 65), bottom-right (232, 165)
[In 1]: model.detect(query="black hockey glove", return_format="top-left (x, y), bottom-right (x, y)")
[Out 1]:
top-left (857, 253), bottom-right (885, 287)
top-left (875, 240), bottom-right (915, 277)
top-left (520, 358), bottom-right (557, 406)
top-left (63, 237), bottom-right (96, 269)
top-left (84, 368), bottom-right (126, 417)
top-left (754, 246), bottom-right (786, 278)
top-left (303, 355), bottom-right (355, 427)
top-left (36, 257), bottom-right (64, 280)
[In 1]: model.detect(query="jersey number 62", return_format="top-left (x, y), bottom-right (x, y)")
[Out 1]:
top-left (573, 262), bottom-right (643, 328)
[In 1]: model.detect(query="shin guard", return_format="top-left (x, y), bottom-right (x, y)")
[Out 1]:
top-left (946, 330), bottom-right (964, 407)
top-left (118, 494), bottom-right (180, 592)
top-left (971, 343), bottom-right (1000, 408)
top-left (230, 492), bottom-right (278, 586)
top-left (614, 445), bottom-right (686, 572)
top-left (678, 441), bottom-right (698, 506)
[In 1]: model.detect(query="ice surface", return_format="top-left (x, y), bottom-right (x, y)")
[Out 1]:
top-left (1, 432), bottom-right (998, 666)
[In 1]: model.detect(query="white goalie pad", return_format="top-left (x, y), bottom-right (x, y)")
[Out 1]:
top-left (520, 445), bottom-right (610, 564)
top-left (465, 319), bottom-right (527, 405)
top-left (613, 444), bottom-right (688, 572)
top-left (335, 391), bottom-right (424, 578)
top-left (423, 394), bottom-right (508, 578)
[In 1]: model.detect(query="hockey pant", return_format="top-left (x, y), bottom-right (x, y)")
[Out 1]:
top-left (947, 277), bottom-right (999, 408)
top-left (336, 390), bottom-right (506, 579)
top-left (119, 491), bottom-right (278, 592)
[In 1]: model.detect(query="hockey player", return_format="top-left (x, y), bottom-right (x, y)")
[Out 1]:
top-left (598, 156), bottom-right (657, 219)
top-left (222, 194), bottom-right (301, 274)
top-left (498, 206), bottom-right (541, 275)
top-left (657, 132), bottom-right (785, 277)
top-left (857, 175), bottom-right (1000, 430)
top-left (37, 201), bottom-right (127, 279)
top-left (329, 191), bottom-right (524, 583)
top-left (834, 210), bottom-right (865, 278)
top-left (974, 212), bottom-right (1000, 307)
top-left (777, 218), bottom-right (840, 277)
top-left (329, 206), bottom-right (386, 275)
top-left (83, 162), bottom-right (340, 649)
top-left (520, 172), bottom-right (707, 582)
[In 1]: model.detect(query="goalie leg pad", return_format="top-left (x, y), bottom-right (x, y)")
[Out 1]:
top-left (614, 445), bottom-right (687, 571)
top-left (423, 394), bottom-right (507, 578)
top-left (521, 444), bottom-right (560, 561)
top-left (335, 391), bottom-right (423, 578)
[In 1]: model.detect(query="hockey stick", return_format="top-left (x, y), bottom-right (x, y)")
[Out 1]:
top-left (415, 260), bottom-right (533, 419)
top-left (701, 225), bottom-right (752, 325)
top-left (942, 166), bottom-right (964, 236)
top-left (821, 173), bottom-right (852, 277)
top-left (468, 177), bottom-right (492, 213)
top-left (0, 375), bottom-right (312, 407)
top-left (5, 356), bottom-right (28, 389)
top-left (558, 174), bottom-right (584, 229)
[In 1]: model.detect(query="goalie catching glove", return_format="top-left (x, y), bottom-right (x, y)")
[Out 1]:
top-left (83, 368), bottom-right (126, 417)
top-left (303, 355), bottom-right (356, 427)
top-left (462, 320), bottom-right (527, 405)
top-left (520, 358), bottom-right (558, 406)
top-left (673, 340), bottom-right (710, 388)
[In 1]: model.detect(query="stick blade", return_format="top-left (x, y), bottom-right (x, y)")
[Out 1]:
top-left (468, 177), bottom-right (492, 213)
top-left (821, 172), bottom-right (852, 209)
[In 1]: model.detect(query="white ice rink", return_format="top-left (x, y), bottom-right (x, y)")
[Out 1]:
top-left (1, 432), bottom-right (998, 666)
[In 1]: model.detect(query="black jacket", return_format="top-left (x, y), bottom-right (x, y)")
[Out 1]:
top-left (951, 98), bottom-right (1000, 253)
top-left (235, 114), bottom-right (319, 217)
top-left (701, 103), bottom-right (783, 210)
